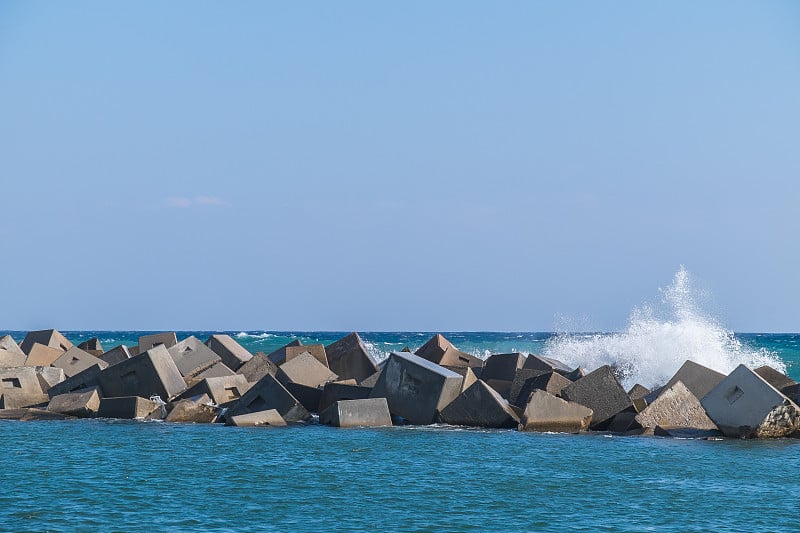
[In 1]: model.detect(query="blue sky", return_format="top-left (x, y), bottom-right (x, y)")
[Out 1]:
top-left (1, 2), bottom-right (799, 331)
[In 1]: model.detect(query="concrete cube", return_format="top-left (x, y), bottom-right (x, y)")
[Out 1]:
top-left (284, 382), bottom-right (324, 413)
top-left (205, 334), bottom-right (253, 371)
top-left (319, 398), bottom-right (392, 428)
top-left (415, 333), bottom-right (483, 368)
top-left (47, 364), bottom-right (104, 398)
top-left (508, 369), bottom-right (547, 407)
top-left (25, 343), bottom-right (65, 367)
top-left (0, 349), bottom-right (26, 368)
top-left (369, 351), bottom-right (463, 425)
top-left (165, 398), bottom-right (220, 423)
top-left (560, 365), bottom-right (632, 430)
top-left (100, 345), bottom-right (132, 366)
top-left (276, 352), bottom-right (339, 388)
top-left (138, 332), bottom-right (178, 352)
top-left (628, 384), bottom-right (651, 400)
top-left (358, 370), bottom-right (382, 388)
top-left (0, 408), bottom-right (74, 421)
top-left (701, 364), bottom-right (800, 438)
top-left (0, 367), bottom-right (43, 394)
top-left (634, 381), bottom-right (717, 431)
top-left (176, 374), bottom-right (251, 407)
top-left (523, 354), bottom-right (573, 375)
top-left (35, 366), bottom-right (66, 393)
top-left (0, 391), bottom-right (50, 409)
top-left (0, 335), bottom-right (23, 355)
top-left (226, 373), bottom-right (311, 423)
top-left (168, 336), bottom-right (222, 379)
top-left (225, 409), bottom-right (287, 427)
top-left (19, 329), bottom-right (73, 355)
top-left (513, 371), bottom-right (572, 408)
top-left (755, 366), bottom-right (799, 403)
top-left (97, 396), bottom-right (166, 420)
top-left (482, 353), bottom-right (526, 382)
top-left (53, 346), bottom-right (108, 379)
top-left (188, 361), bottom-right (236, 384)
top-left (325, 332), bottom-right (379, 382)
top-left (98, 345), bottom-right (186, 401)
top-left (47, 388), bottom-right (101, 417)
top-left (268, 342), bottom-right (328, 367)
top-left (77, 338), bottom-right (104, 355)
top-left (519, 390), bottom-right (594, 433)
top-left (318, 382), bottom-right (372, 413)
top-left (443, 366), bottom-right (479, 393)
top-left (439, 380), bottom-right (519, 428)
top-left (653, 360), bottom-right (726, 404)
top-left (236, 353), bottom-right (279, 383)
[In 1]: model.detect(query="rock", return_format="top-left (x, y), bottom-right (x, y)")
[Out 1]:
top-left (77, 338), bottom-right (104, 355)
top-left (522, 354), bottom-right (573, 375)
top-left (165, 398), bottom-right (220, 423)
top-left (99, 345), bottom-right (132, 366)
top-left (225, 409), bottom-right (287, 427)
top-left (226, 373), bottom-right (311, 423)
top-left (236, 353), bottom-right (279, 383)
top-left (97, 396), bottom-right (166, 420)
top-left (701, 364), bottom-right (800, 438)
top-left (634, 381), bottom-right (717, 432)
top-left (268, 342), bottom-right (328, 367)
top-left (98, 345), bottom-right (186, 401)
top-left (482, 353), bottom-right (527, 382)
top-left (318, 382), bottom-right (372, 413)
top-left (176, 374), bottom-right (251, 406)
top-left (519, 390), bottom-right (593, 433)
top-left (414, 333), bottom-right (483, 368)
top-left (47, 388), bottom-right (101, 417)
top-left (325, 332), bottom-right (379, 382)
top-left (559, 365), bottom-right (632, 430)
top-left (648, 360), bottom-right (725, 404)
top-left (167, 336), bottom-right (223, 379)
top-left (0, 391), bottom-right (50, 409)
top-left (138, 332), bottom-right (178, 353)
top-left (369, 351), bottom-right (463, 425)
top-left (52, 346), bottom-right (108, 379)
top-left (513, 371), bottom-right (572, 408)
top-left (754, 366), bottom-right (799, 403)
top-left (275, 351), bottom-right (339, 388)
top-left (438, 380), bottom-right (519, 428)
top-left (319, 398), bottom-right (392, 428)
top-left (25, 343), bottom-right (65, 367)
top-left (19, 329), bottom-right (73, 355)
top-left (205, 334), bottom-right (253, 371)
top-left (0, 367), bottom-right (44, 394)
top-left (47, 364), bottom-right (104, 398)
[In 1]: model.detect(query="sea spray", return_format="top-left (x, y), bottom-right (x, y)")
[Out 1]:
top-left (542, 266), bottom-right (785, 389)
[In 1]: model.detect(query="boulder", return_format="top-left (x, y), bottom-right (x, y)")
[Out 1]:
top-left (559, 365), bottom-right (632, 430)
top-left (369, 351), bottom-right (463, 425)
top-left (19, 329), bottom-right (73, 355)
top-left (138, 332), bottom-right (178, 352)
top-left (77, 338), bottom-right (104, 355)
top-left (225, 409), bottom-right (287, 427)
top-left (755, 366), bottom-right (799, 403)
top-left (176, 374), bottom-right (251, 407)
top-left (236, 352), bottom-right (279, 383)
top-left (167, 336), bottom-right (223, 379)
top-left (52, 346), bottom-right (108, 379)
top-left (276, 351), bottom-right (339, 388)
top-left (415, 333), bottom-right (483, 368)
top-left (701, 364), bottom-right (800, 438)
top-left (97, 396), bottom-right (166, 420)
top-left (98, 345), bottom-right (186, 401)
top-left (0, 391), bottom-right (50, 409)
top-left (47, 388), bottom-right (101, 417)
top-left (99, 345), bottom-right (132, 366)
top-left (513, 371), bottom-right (572, 408)
top-left (25, 343), bottom-right (65, 367)
top-left (634, 381), bottom-right (717, 432)
top-left (268, 342), bottom-right (328, 367)
top-left (226, 374), bottom-right (311, 423)
top-left (319, 398), bottom-right (392, 428)
top-left (519, 390), bottom-right (593, 433)
top-left (318, 382), bottom-right (372, 413)
top-left (205, 334), bottom-right (253, 371)
top-left (47, 364), bottom-right (104, 398)
top-left (438, 380), bottom-right (519, 428)
top-left (325, 333), bottom-right (379, 382)
top-left (165, 398), bottom-right (220, 423)
top-left (0, 367), bottom-right (43, 395)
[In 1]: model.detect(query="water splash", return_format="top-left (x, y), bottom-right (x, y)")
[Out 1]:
top-left (542, 266), bottom-right (785, 389)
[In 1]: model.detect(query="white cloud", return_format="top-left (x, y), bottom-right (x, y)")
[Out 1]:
top-left (166, 196), bottom-right (231, 208)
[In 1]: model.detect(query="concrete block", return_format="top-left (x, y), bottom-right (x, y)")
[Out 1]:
top-left (47, 364), bottom-right (104, 398)
top-left (0, 335), bottom-right (23, 355)
top-left (439, 380), bottom-right (519, 428)
top-left (415, 333), bottom-right (483, 368)
top-left (268, 342), bottom-right (328, 367)
top-left (358, 370), bottom-right (382, 388)
top-left (138, 332), bottom-right (178, 352)
top-left (369, 351), bottom-right (463, 425)
top-left (519, 390), bottom-right (594, 433)
top-left (443, 366), bottom-right (479, 393)
top-left (100, 345), bottom-right (132, 366)
top-left (226, 409), bottom-right (287, 427)
top-left (97, 396), bottom-right (166, 420)
top-left (755, 366), bottom-right (799, 403)
top-left (318, 382), bottom-right (372, 413)
top-left (701, 364), bottom-right (800, 438)
top-left (634, 381), bottom-right (717, 431)
top-left (485, 379), bottom-right (512, 399)
top-left (319, 398), bottom-right (392, 428)
top-left (284, 382), bottom-right (324, 413)
top-left (206, 334), bottom-right (253, 370)
top-left (653, 426), bottom-right (722, 439)
top-left (523, 354), bottom-right (573, 375)
top-left (53, 346), bottom-right (108, 379)
top-left (628, 384), bottom-right (651, 400)
top-left (35, 366), bottom-right (66, 393)
top-left (0, 367), bottom-right (43, 395)
top-left (508, 369), bottom-right (547, 407)
top-left (25, 343), bottom-right (65, 367)
top-left (19, 329), bottom-right (73, 355)
top-left (168, 336), bottom-right (222, 379)
top-left (226, 374), bottom-right (311, 423)
top-left (325, 332), bottom-right (379, 382)
top-left (77, 338), bottom-right (104, 354)
top-left (560, 365), bottom-right (632, 430)
top-left (606, 410), bottom-right (639, 433)
top-left (47, 388), bottom-right (101, 417)
top-left (0, 349), bottom-right (26, 368)
top-left (0, 391), bottom-right (50, 409)
top-left (513, 371), bottom-right (572, 408)
top-left (276, 352), bottom-right (339, 388)
top-left (236, 353), bottom-right (279, 383)
top-left (564, 367), bottom-right (587, 381)
top-left (0, 408), bottom-right (74, 421)
top-left (189, 361), bottom-right (236, 383)
top-left (98, 345), bottom-right (186, 401)
top-left (176, 374), bottom-right (251, 407)
top-left (652, 360), bottom-right (725, 404)
top-left (482, 353), bottom-right (526, 382)
top-left (165, 398), bottom-right (220, 423)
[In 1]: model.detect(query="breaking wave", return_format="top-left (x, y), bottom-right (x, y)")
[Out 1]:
top-left (542, 266), bottom-right (785, 389)
top-left (235, 332), bottom-right (275, 339)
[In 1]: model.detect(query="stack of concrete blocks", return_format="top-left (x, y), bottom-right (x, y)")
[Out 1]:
top-left (480, 353), bottom-right (526, 399)
top-left (168, 336), bottom-right (235, 384)
top-left (559, 365), bottom-right (633, 430)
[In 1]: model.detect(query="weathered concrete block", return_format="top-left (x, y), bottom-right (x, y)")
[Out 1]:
top-left (755, 366), bottom-right (799, 403)
top-left (634, 381), bottom-right (717, 432)
top-left (188, 362), bottom-right (236, 385)
top-left (226, 409), bottom-right (287, 427)
top-left (439, 380), bottom-right (519, 428)
top-left (206, 334), bottom-right (253, 371)
top-left (701, 364), bottom-right (800, 438)
top-left (284, 382), bottom-right (324, 413)
top-left (560, 365), bottom-right (632, 430)
top-left (523, 354), bottom-right (573, 375)
top-left (53, 346), bottom-right (108, 379)
top-left (415, 333), bottom-right (483, 368)
top-left (485, 379), bottom-right (513, 399)
top-left (138, 332), bottom-right (178, 352)
top-left (47, 364), bottom-right (103, 398)
top-left (326, 333), bottom-right (379, 382)
top-left (236, 353), bottom-right (279, 383)
top-left (358, 370), bottom-right (382, 388)
top-left (651, 360), bottom-right (725, 404)
top-left (0, 408), bottom-right (74, 421)
top-left (0, 367), bottom-right (43, 395)
top-left (606, 410), bottom-right (640, 433)
top-left (276, 352), bottom-right (339, 388)
top-left (177, 374), bottom-right (251, 407)
top-left (482, 353), bottom-right (526, 383)
top-left (168, 336), bottom-right (222, 379)
top-left (35, 366), bottom-right (66, 393)
top-left (0, 336), bottom-right (25, 367)
top-left (0, 335), bottom-right (23, 355)
top-left (513, 371), bottom-right (572, 408)
top-left (653, 426), bottom-right (722, 439)
top-left (165, 398), bottom-right (220, 423)
top-left (318, 382), bottom-right (372, 413)
top-left (97, 396), bottom-right (166, 420)
top-left (508, 369), bottom-right (548, 407)
top-left (77, 338), bottom-right (104, 355)
top-left (564, 367), bottom-right (587, 381)
top-left (443, 366), bottom-right (479, 393)
top-left (98, 345), bottom-right (186, 401)
top-left (25, 343), bottom-right (65, 367)
top-left (226, 374), bottom-right (311, 423)
top-left (100, 345), bottom-right (132, 366)
top-left (268, 342), bottom-right (328, 367)
top-left (628, 384), bottom-right (651, 400)
top-left (0, 391), bottom-right (50, 409)
top-left (369, 351), bottom-right (463, 425)
top-left (19, 329), bottom-right (73, 355)
top-left (319, 398), bottom-right (392, 428)
top-left (47, 388), bottom-right (101, 417)
top-left (519, 390), bottom-right (593, 433)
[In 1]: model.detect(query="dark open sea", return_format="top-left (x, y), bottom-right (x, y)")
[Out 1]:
top-left (2, 330), bottom-right (799, 532)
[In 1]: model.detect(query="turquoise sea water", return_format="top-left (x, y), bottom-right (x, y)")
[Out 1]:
top-left (2, 331), bottom-right (800, 532)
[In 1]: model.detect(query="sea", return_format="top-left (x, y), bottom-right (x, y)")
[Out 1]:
top-left (2, 271), bottom-right (800, 531)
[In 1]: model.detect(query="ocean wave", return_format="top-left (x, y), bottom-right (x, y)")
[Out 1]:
top-left (235, 332), bottom-right (275, 339)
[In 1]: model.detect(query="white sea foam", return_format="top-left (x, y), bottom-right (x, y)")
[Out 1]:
top-left (235, 332), bottom-right (275, 339)
top-left (542, 266), bottom-right (785, 390)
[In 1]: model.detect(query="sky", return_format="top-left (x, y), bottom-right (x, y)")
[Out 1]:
top-left (1, 1), bottom-right (799, 332)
